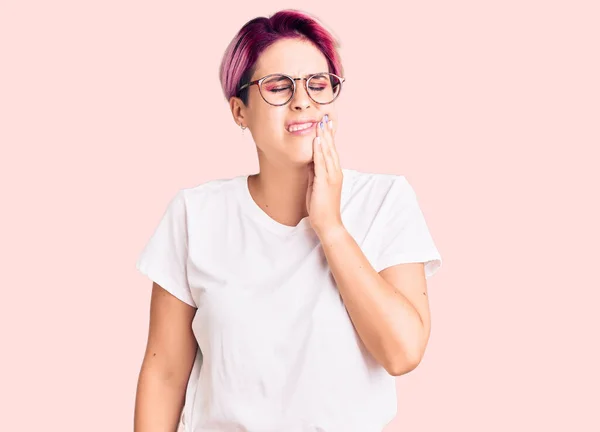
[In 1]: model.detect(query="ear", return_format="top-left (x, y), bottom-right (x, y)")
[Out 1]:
top-left (229, 97), bottom-right (247, 127)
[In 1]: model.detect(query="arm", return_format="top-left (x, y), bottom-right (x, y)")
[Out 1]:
top-left (134, 282), bottom-right (198, 432)
top-left (318, 226), bottom-right (431, 376)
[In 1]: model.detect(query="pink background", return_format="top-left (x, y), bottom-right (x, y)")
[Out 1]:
top-left (2, 1), bottom-right (599, 431)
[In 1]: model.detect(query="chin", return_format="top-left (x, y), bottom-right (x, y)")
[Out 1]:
top-left (287, 142), bottom-right (315, 166)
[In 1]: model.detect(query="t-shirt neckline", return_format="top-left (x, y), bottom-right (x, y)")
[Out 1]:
top-left (236, 169), bottom-right (353, 236)
top-left (236, 174), bottom-right (312, 236)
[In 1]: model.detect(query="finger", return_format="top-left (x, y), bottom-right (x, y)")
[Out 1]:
top-left (329, 118), bottom-right (337, 137)
top-left (314, 118), bottom-right (322, 157)
top-left (328, 119), bottom-right (336, 141)
top-left (307, 162), bottom-right (314, 188)
top-left (320, 133), bottom-right (336, 176)
top-left (319, 120), bottom-right (336, 175)
top-left (313, 136), bottom-right (327, 179)
top-left (326, 120), bottom-right (340, 172)
top-left (315, 116), bottom-right (322, 144)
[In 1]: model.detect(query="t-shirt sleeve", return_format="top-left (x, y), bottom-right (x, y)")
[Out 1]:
top-left (373, 176), bottom-right (442, 279)
top-left (135, 190), bottom-right (197, 307)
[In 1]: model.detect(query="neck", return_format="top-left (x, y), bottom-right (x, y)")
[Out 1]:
top-left (248, 162), bottom-right (311, 227)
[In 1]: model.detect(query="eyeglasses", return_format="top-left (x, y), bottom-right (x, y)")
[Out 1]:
top-left (237, 72), bottom-right (345, 106)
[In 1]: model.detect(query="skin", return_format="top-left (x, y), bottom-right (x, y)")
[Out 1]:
top-left (229, 37), bottom-right (341, 233)
top-left (229, 37), bottom-right (433, 376)
top-left (135, 284), bottom-right (197, 431)
top-left (135, 39), bottom-right (344, 430)
top-left (134, 36), bottom-right (433, 430)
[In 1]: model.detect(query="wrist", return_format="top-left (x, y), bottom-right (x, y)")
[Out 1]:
top-left (315, 223), bottom-right (347, 243)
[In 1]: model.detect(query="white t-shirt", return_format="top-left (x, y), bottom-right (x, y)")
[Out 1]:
top-left (136, 168), bottom-right (442, 432)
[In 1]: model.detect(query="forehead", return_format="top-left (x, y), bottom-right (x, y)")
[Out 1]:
top-left (253, 38), bottom-right (329, 78)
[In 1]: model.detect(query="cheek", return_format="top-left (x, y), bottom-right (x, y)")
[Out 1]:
top-left (265, 113), bottom-right (286, 135)
top-left (255, 105), bottom-right (283, 124)
top-left (252, 116), bottom-right (286, 147)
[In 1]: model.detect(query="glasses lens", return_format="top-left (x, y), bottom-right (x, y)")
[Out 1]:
top-left (307, 73), bottom-right (341, 104)
top-left (258, 73), bottom-right (342, 105)
top-left (260, 75), bottom-right (294, 105)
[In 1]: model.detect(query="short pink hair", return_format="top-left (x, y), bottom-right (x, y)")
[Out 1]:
top-left (219, 9), bottom-right (344, 105)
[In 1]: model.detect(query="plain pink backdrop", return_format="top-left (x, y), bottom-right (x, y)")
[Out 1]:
top-left (1, 1), bottom-right (598, 431)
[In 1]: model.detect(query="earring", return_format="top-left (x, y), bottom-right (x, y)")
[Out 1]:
top-left (240, 124), bottom-right (247, 135)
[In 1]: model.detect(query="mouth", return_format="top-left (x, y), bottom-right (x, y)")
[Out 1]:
top-left (286, 122), bottom-right (317, 135)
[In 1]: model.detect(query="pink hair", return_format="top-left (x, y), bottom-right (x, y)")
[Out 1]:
top-left (219, 9), bottom-right (344, 105)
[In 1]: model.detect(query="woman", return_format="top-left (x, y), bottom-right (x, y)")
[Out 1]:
top-left (134, 9), bottom-right (442, 432)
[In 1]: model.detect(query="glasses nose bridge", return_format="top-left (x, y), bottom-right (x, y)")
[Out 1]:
top-left (291, 76), bottom-right (310, 103)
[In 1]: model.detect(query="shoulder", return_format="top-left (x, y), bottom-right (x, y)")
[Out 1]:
top-left (342, 167), bottom-right (408, 185)
top-left (342, 167), bottom-right (413, 201)
top-left (174, 174), bottom-right (249, 234)
top-left (179, 173), bottom-right (245, 207)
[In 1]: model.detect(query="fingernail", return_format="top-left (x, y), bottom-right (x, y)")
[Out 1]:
top-left (324, 114), bottom-right (329, 122)
top-left (328, 120), bottom-right (333, 129)
top-left (319, 121), bottom-right (324, 130)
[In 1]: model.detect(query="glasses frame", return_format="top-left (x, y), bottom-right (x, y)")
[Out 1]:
top-left (237, 72), bottom-right (346, 106)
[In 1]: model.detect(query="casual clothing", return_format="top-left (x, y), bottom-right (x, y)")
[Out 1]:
top-left (136, 168), bottom-right (442, 432)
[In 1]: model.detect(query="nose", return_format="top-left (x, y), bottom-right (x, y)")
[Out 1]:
top-left (290, 79), bottom-right (312, 110)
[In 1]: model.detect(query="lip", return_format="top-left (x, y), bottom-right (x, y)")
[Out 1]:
top-left (286, 122), bottom-right (317, 135)
top-left (286, 118), bottom-right (321, 127)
